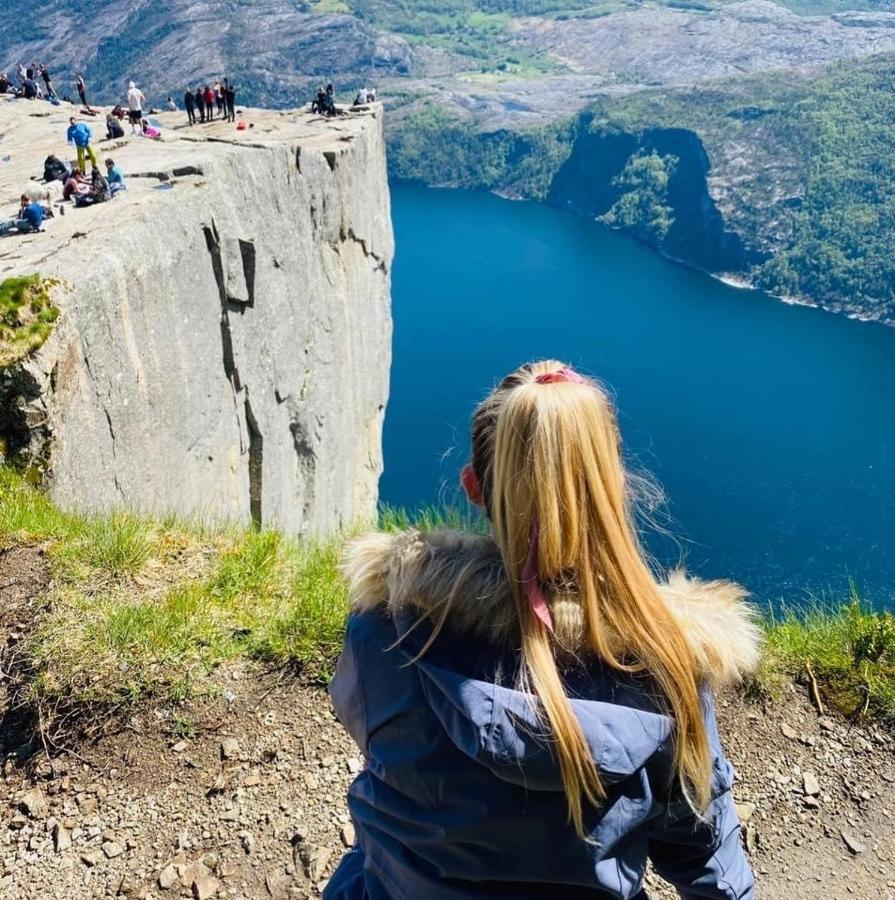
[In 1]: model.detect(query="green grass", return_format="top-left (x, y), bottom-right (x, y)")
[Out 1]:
top-left (0, 467), bottom-right (480, 738)
top-left (2, 466), bottom-right (894, 738)
top-left (0, 276), bottom-right (60, 368)
top-left (762, 592), bottom-right (895, 723)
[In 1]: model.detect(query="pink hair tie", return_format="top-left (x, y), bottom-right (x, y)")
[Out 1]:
top-left (534, 367), bottom-right (586, 386)
top-left (521, 524), bottom-right (554, 633)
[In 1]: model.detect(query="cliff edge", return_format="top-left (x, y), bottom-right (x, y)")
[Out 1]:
top-left (0, 98), bottom-right (393, 535)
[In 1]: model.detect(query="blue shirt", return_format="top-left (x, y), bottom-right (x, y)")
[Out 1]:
top-left (21, 202), bottom-right (43, 231)
top-left (66, 123), bottom-right (92, 147)
top-left (106, 165), bottom-right (125, 186)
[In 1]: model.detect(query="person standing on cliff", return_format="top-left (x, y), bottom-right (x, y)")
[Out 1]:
top-left (66, 117), bottom-right (99, 175)
top-left (126, 81), bottom-right (146, 136)
top-left (38, 64), bottom-right (55, 99)
top-left (195, 87), bottom-right (205, 123)
top-left (203, 85), bottom-right (215, 121)
top-left (75, 72), bottom-right (89, 110)
top-left (223, 79), bottom-right (236, 123)
top-left (184, 88), bottom-right (196, 125)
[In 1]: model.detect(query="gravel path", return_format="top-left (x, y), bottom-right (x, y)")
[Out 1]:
top-left (1, 547), bottom-right (893, 899)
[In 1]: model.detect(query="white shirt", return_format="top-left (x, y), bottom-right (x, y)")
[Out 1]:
top-left (127, 86), bottom-right (145, 111)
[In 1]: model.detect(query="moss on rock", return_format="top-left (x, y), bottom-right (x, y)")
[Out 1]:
top-left (0, 275), bottom-right (59, 368)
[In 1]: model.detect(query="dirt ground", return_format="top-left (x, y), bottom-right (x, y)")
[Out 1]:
top-left (0, 546), bottom-right (893, 900)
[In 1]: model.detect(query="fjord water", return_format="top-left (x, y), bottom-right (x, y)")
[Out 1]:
top-left (382, 183), bottom-right (895, 605)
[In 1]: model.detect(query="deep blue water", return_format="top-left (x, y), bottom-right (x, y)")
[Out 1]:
top-left (381, 183), bottom-right (895, 606)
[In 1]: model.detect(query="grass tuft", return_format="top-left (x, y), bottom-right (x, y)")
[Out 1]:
top-left (0, 275), bottom-right (60, 368)
top-left (761, 591), bottom-right (895, 723)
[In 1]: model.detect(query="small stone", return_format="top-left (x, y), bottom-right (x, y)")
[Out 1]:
top-left (218, 808), bottom-right (239, 822)
top-left (819, 717), bottom-right (836, 732)
top-left (53, 823), bottom-right (72, 852)
top-left (159, 864), bottom-right (179, 890)
top-left (20, 789), bottom-right (46, 818)
top-left (803, 796), bottom-right (820, 809)
top-left (346, 758), bottom-right (362, 775)
top-left (220, 738), bottom-right (240, 760)
top-left (81, 851), bottom-right (102, 867)
top-left (244, 774), bottom-right (261, 787)
top-left (103, 841), bottom-right (125, 859)
top-left (841, 831), bottom-right (866, 855)
top-left (735, 803), bottom-right (756, 825)
top-left (265, 871), bottom-right (289, 897)
top-left (79, 797), bottom-right (98, 815)
top-left (171, 741), bottom-right (188, 753)
top-left (780, 723), bottom-right (797, 740)
top-left (300, 845), bottom-right (332, 882)
top-left (180, 862), bottom-right (211, 888)
top-left (340, 824), bottom-right (356, 847)
top-left (803, 772), bottom-right (820, 797)
top-left (239, 831), bottom-right (254, 854)
top-left (192, 875), bottom-right (220, 900)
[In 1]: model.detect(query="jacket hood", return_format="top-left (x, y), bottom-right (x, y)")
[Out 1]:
top-left (341, 529), bottom-right (760, 790)
top-left (343, 528), bottom-right (762, 690)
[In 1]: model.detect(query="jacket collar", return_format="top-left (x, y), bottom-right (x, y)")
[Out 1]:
top-left (342, 528), bottom-right (761, 689)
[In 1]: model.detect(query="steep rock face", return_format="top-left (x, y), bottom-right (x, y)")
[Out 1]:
top-left (548, 121), bottom-right (766, 273)
top-left (0, 102), bottom-right (392, 535)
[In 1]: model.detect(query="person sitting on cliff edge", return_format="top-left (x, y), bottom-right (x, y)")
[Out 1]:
top-left (325, 359), bottom-right (759, 900)
top-left (104, 158), bottom-right (126, 196)
top-left (0, 195), bottom-right (45, 236)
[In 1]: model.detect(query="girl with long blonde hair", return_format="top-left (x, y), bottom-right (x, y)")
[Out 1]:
top-left (326, 360), bottom-right (759, 900)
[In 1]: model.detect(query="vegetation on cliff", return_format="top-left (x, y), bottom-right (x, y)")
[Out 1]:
top-left (1, 467), bottom-right (893, 745)
top-left (388, 54), bottom-right (895, 321)
top-left (0, 276), bottom-right (59, 368)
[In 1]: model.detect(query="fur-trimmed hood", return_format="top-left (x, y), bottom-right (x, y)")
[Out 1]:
top-left (342, 528), bottom-right (762, 688)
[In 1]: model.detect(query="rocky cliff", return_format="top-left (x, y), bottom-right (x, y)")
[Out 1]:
top-left (0, 99), bottom-right (393, 535)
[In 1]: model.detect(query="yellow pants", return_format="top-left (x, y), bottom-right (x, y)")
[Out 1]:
top-left (76, 144), bottom-right (99, 173)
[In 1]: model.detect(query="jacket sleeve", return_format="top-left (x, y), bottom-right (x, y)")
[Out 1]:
top-left (647, 694), bottom-right (755, 900)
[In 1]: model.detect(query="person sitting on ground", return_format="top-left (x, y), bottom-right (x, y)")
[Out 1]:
top-left (324, 83), bottom-right (337, 116)
top-left (166, 95), bottom-right (177, 111)
top-left (0, 72), bottom-right (8, 94)
top-left (43, 153), bottom-right (71, 184)
top-left (66, 117), bottom-right (99, 174)
top-left (106, 112), bottom-right (125, 139)
top-left (0, 195), bottom-right (44, 235)
top-left (353, 88), bottom-right (367, 107)
top-left (311, 86), bottom-right (327, 114)
top-left (75, 167), bottom-right (111, 207)
top-left (325, 359), bottom-right (759, 900)
top-left (104, 158), bottom-right (126, 195)
top-left (141, 118), bottom-right (161, 139)
top-left (62, 167), bottom-right (90, 201)
top-left (21, 76), bottom-right (38, 100)
top-left (366, 87), bottom-right (376, 102)
top-left (111, 104), bottom-right (126, 120)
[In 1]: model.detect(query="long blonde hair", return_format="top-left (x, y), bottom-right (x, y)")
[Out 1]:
top-left (469, 360), bottom-right (712, 835)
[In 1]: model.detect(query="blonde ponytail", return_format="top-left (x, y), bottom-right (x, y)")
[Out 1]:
top-left (476, 361), bottom-right (712, 835)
